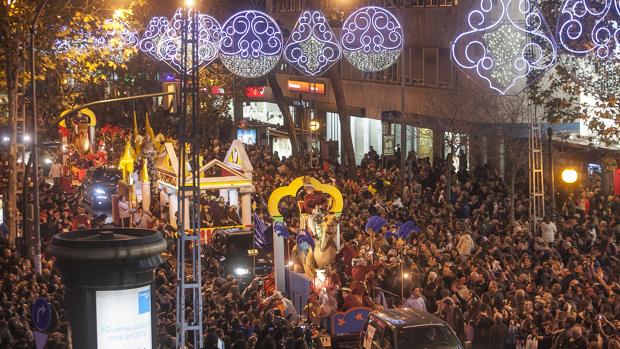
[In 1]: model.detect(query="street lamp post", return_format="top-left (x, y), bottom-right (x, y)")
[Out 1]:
top-left (30, 0), bottom-right (51, 275)
top-left (547, 127), bottom-right (555, 216)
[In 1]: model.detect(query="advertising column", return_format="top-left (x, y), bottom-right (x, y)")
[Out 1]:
top-left (49, 228), bottom-right (166, 349)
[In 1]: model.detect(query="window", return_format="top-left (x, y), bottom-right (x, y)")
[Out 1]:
top-left (397, 325), bottom-right (462, 349)
top-left (426, 0), bottom-right (439, 6)
top-left (439, 0), bottom-right (454, 5)
top-left (438, 48), bottom-right (452, 87)
top-left (387, 57), bottom-right (399, 82)
top-left (411, 48), bottom-right (424, 85)
top-left (423, 48), bottom-right (438, 86)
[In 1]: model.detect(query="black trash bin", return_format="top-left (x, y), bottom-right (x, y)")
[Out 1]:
top-left (49, 228), bottom-right (167, 349)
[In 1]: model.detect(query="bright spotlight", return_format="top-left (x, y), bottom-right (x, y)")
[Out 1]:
top-left (561, 169), bottom-right (578, 184)
top-left (234, 267), bottom-right (249, 276)
top-left (184, 0), bottom-right (195, 7)
top-left (2, 136), bottom-right (9, 143)
top-left (43, 158), bottom-right (53, 165)
top-left (23, 134), bottom-right (31, 143)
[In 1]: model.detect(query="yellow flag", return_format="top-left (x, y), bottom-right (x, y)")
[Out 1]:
top-left (133, 109), bottom-right (138, 139)
top-left (142, 159), bottom-right (149, 182)
top-left (145, 112), bottom-right (155, 140)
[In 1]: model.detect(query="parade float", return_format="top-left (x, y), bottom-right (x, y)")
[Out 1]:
top-left (149, 140), bottom-right (255, 236)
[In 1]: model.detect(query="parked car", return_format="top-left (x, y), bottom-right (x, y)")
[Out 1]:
top-left (361, 308), bottom-right (463, 349)
top-left (81, 167), bottom-right (121, 208)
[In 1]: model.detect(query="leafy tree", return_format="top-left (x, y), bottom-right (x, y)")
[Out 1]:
top-left (530, 0), bottom-right (620, 145)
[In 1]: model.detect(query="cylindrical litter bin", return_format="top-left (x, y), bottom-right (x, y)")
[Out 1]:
top-left (49, 228), bottom-right (167, 349)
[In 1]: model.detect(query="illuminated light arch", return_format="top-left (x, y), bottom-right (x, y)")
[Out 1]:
top-left (267, 176), bottom-right (343, 221)
top-left (450, 0), bottom-right (557, 95)
top-left (219, 10), bottom-right (283, 78)
top-left (557, 0), bottom-right (620, 59)
top-left (340, 6), bottom-right (403, 72)
top-left (283, 11), bottom-right (342, 76)
top-left (139, 9), bottom-right (221, 73)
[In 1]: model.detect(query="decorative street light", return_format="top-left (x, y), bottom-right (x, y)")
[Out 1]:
top-left (30, 0), bottom-right (51, 275)
top-left (308, 119), bottom-right (320, 132)
top-left (561, 168), bottom-right (578, 184)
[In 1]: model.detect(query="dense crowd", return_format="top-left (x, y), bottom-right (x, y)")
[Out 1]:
top-left (1, 123), bottom-right (619, 349)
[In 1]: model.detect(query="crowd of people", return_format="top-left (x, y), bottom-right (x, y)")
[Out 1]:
top-left (0, 120), bottom-right (619, 349)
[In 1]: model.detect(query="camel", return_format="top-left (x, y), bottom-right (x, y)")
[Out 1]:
top-left (304, 214), bottom-right (339, 278)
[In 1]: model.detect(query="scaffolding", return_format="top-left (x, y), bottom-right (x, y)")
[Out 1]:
top-left (529, 107), bottom-right (545, 234)
top-left (176, 7), bottom-right (203, 349)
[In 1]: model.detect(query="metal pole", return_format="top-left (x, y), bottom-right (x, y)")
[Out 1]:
top-left (547, 127), bottom-right (555, 216)
top-left (31, 0), bottom-right (51, 275)
top-left (400, 52), bottom-right (406, 185)
top-left (58, 91), bottom-right (177, 125)
top-left (400, 256), bottom-right (404, 304)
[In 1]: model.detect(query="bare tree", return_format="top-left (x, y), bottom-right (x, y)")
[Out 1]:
top-left (420, 89), bottom-right (487, 203)
top-left (267, 73), bottom-right (300, 156)
top-left (488, 94), bottom-right (530, 223)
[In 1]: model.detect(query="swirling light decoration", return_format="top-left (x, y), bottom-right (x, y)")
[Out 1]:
top-left (340, 6), bottom-right (403, 72)
top-left (137, 16), bottom-right (170, 62)
top-left (283, 11), bottom-right (341, 76)
top-left (557, 0), bottom-right (620, 97)
top-left (557, 0), bottom-right (620, 59)
top-left (219, 10), bottom-right (283, 78)
top-left (451, 0), bottom-right (557, 95)
top-left (138, 9), bottom-right (221, 73)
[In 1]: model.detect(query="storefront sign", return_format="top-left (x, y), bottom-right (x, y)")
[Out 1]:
top-left (381, 110), bottom-right (401, 123)
top-left (245, 86), bottom-right (266, 98)
top-left (287, 80), bottom-right (325, 95)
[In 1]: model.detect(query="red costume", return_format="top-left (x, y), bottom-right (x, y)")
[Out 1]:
top-left (302, 190), bottom-right (327, 214)
top-left (352, 263), bottom-right (382, 282)
top-left (337, 244), bottom-right (359, 277)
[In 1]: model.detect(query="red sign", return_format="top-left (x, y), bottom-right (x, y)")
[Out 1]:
top-left (210, 86), bottom-right (225, 95)
top-left (287, 80), bottom-right (326, 95)
top-left (245, 86), bottom-right (266, 98)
